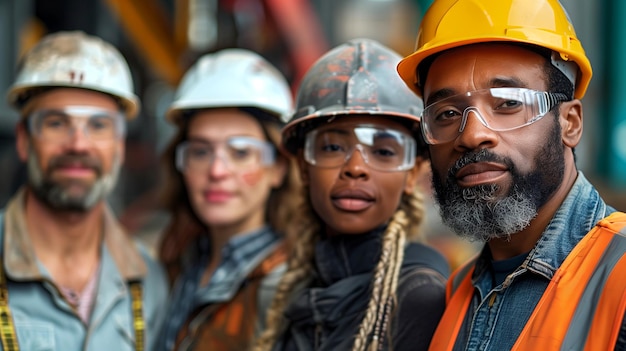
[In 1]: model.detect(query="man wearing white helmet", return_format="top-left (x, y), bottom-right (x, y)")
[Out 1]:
top-left (2, 31), bottom-right (167, 350)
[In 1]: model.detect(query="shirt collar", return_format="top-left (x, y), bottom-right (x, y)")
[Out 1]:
top-left (523, 171), bottom-right (614, 278)
top-left (3, 187), bottom-right (147, 281)
top-left (193, 225), bottom-right (280, 304)
top-left (220, 225), bottom-right (274, 263)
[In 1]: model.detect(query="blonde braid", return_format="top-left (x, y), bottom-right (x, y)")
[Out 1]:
top-left (379, 214), bottom-right (406, 350)
top-left (253, 190), bottom-right (319, 351)
top-left (403, 185), bottom-right (426, 242)
top-left (352, 188), bottom-right (424, 351)
top-left (351, 208), bottom-right (408, 351)
top-left (255, 188), bottom-right (425, 351)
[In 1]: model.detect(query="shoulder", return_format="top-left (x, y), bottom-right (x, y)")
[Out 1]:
top-left (597, 211), bottom-right (626, 234)
top-left (403, 242), bottom-right (450, 278)
top-left (392, 245), bottom-right (448, 350)
top-left (257, 240), bottom-right (288, 286)
top-left (134, 240), bottom-right (169, 293)
top-left (396, 243), bottom-right (448, 307)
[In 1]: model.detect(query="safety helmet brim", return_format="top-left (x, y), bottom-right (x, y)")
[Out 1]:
top-left (165, 49), bottom-right (293, 125)
top-left (8, 83), bottom-right (140, 119)
top-left (283, 38), bottom-right (425, 156)
top-left (6, 31), bottom-right (140, 119)
top-left (397, 0), bottom-right (592, 100)
top-left (397, 36), bottom-right (592, 100)
top-left (281, 109), bottom-right (422, 156)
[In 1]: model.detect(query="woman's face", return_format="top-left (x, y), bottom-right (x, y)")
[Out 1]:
top-left (299, 115), bottom-right (422, 236)
top-left (181, 108), bottom-right (286, 236)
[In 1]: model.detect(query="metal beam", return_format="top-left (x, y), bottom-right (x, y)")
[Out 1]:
top-left (104, 0), bottom-right (184, 86)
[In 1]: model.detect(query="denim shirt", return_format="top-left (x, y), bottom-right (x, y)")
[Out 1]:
top-left (454, 172), bottom-right (617, 351)
top-left (0, 188), bottom-right (169, 351)
top-left (158, 226), bottom-right (285, 351)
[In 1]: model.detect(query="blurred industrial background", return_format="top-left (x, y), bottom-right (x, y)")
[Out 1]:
top-left (0, 0), bottom-right (624, 266)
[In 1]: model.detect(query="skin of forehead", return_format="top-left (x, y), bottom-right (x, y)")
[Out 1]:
top-left (423, 43), bottom-right (547, 101)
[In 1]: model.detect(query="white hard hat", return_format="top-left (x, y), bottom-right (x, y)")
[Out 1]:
top-left (6, 31), bottom-right (140, 118)
top-left (166, 48), bottom-right (293, 123)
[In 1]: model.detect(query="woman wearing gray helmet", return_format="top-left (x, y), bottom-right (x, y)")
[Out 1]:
top-left (254, 39), bottom-right (449, 351)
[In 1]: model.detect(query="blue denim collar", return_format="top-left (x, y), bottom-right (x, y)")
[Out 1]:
top-left (473, 171), bottom-right (615, 289)
top-left (193, 225), bottom-right (280, 304)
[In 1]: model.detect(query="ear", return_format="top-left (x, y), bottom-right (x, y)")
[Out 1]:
top-left (560, 99), bottom-right (583, 148)
top-left (296, 150), bottom-right (309, 186)
top-left (404, 156), bottom-right (428, 195)
top-left (15, 122), bottom-right (30, 162)
top-left (117, 139), bottom-right (126, 164)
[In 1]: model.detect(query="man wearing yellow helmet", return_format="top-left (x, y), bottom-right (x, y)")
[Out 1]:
top-left (398, 0), bottom-right (626, 350)
top-left (2, 31), bottom-right (167, 350)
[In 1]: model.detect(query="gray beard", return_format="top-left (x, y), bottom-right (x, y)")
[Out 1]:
top-left (434, 182), bottom-right (538, 242)
top-left (27, 150), bottom-right (121, 212)
top-left (432, 121), bottom-right (564, 242)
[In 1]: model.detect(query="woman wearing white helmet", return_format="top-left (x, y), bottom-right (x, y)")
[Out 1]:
top-left (156, 49), bottom-right (302, 351)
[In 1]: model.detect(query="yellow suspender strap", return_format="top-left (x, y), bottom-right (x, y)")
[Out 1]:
top-left (0, 259), bottom-right (18, 351)
top-left (129, 282), bottom-right (145, 351)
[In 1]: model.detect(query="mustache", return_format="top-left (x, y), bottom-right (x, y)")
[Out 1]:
top-left (48, 154), bottom-right (102, 174)
top-left (448, 148), bottom-right (513, 178)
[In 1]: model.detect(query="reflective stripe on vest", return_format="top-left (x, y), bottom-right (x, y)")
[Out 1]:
top-left (429, 211), bottom-right (626, 351)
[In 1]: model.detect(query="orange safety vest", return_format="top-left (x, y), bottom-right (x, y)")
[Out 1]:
top-left (174, 243), bottom-right (287, 351)
top-left (429, 212), bottom-right (626, 351)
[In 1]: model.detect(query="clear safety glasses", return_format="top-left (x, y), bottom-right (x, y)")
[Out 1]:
top-left (176, 137), bottom-right (276, 173)
top-left (28, 106), bottom-right (126, 142)
top-left (421, 87), bottom-right (570, 144)
top-left (304, 125), bottom-right (416, 172)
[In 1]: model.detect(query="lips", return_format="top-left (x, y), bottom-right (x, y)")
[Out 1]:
top-left (50, 155), bottom-right (101, 178)
top-left (455, 162), bottom-right (508, 187)
top-left (52, 163), bottom-right (97, 178)
top-left (204, 190), bottom-right (234, 203)
top-left (331, 188), bottom-right (375, 212)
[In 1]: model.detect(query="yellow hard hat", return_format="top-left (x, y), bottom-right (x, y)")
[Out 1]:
top-left (397, 0), bottom-right (592, 99)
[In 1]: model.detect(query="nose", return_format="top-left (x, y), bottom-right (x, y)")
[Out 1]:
top-left (65, 125), bottom-right (92, 150)
top-left (208, 152), bottom-right (231, 178)
top-left (341, 145), bottom-right (369, 179)
top-left (454, 108), bottom-right (498, 151)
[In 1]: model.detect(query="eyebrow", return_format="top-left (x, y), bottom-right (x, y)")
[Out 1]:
top-left (185, 137), bottom-right (213, 146)
top-left (425, 77), bottom-right (530, 106)
top-left (425, 88), bottom-right (458, 106)
top-left (373, 131), bottom-right (400, 140)
top-left (489, 77), bottom-right (528, 89)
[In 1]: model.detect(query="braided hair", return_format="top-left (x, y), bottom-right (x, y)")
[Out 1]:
top-left (254, 184), bottom-right (426, 350)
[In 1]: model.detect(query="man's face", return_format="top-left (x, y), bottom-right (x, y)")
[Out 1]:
top-left (17, 88), bottom-right (125, 212)
top-left (422, 44), bottom-right (566, 241)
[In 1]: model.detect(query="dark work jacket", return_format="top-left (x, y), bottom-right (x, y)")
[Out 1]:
top-left (273, 229), bottom-right (450, 351)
